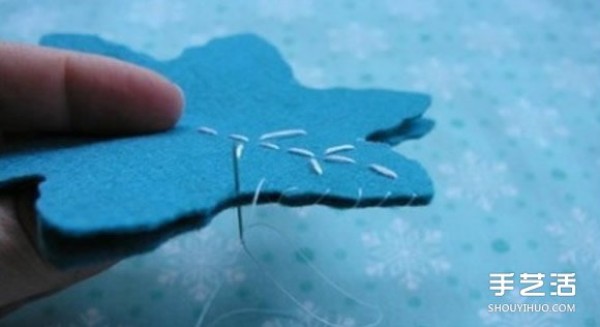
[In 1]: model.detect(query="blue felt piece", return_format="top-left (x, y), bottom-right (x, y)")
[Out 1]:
top-left (0, 34), bottom-right (433, 264)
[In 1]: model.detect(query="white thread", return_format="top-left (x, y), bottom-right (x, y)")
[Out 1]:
top-left (369, 164), bottom-right (398, 180)
top-left (235, 143), bottom-right (244, 159)
top-left (252, 178), bottom-right (266, 207)
top-left (195, 136), bottom-right (386, 327)
top-left (312, 188), bottom-right (331, 206)
top-left (405, 192), bottom-right (417, 206)
top-left (194, 247), bottom-right (244, 327)
top-left (197, 126), bottom-right (218, 135)
top-left (277, 186), bottom-right (298, 203)
top-left (243, 223), bottom-right (383, 327)
top-left (194, 279), bottom-right (222, 327)
top-left (375, 191), bottom-right (392, 207)
top-left (324, 154), bottom-right (356, 164)
top-left (287, 147), bottom-right (315, 158)
top-left (229, 134), bottom-right (249, 143)
top-left (260, 142), bottom-right (280, 150)
top-left (309, 158), bottom-right (323, 176)
top-left (353, 187), bottom-right (363, 208)
top-left (260, 129), bottom-right (307, 141)
top-left (324, 144), bottom-right (355, 155)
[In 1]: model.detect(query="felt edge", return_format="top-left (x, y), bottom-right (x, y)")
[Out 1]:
top-left (368, 115), bottom-right (435, 145)
top-left (39, 189), bottom-right (432, 267)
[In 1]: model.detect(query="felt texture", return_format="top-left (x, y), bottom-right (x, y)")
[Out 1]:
top-left (0, 34), bottom-right (433, 264)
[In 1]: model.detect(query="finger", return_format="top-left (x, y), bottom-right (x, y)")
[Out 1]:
top-left (0, 42), bottom-right (184, 135)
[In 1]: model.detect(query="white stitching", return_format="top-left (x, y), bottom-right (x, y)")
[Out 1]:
top-left (229, 134), bottom-right (249, 143)
top-left (324, 144), bottom-right (355, 155)
top-left (287, 147), bottom-right (315, 158)
top-left (235, 143), bottom-right (244, 159)
top-left (252, 178), bottom-right (267, 207)
top-left (197, 126), bottom-right (218, 135)
top-left (312, 188), bottom-right (331, 206)
top-left (375, 191), bottom-right (392, 207)
top-left (352, 187), bottom-right (363, 208)
top-left (277, 186), bottom-right (299, 203)
top-left (198, 126), bottom-right (404, 212)
top-left (405, 192), bottom-right (417, 206)
top-left (324, 155), bottom-right (356, 164)
top-left (309, 158), bottom-right (323, 176)
top-left (260, 142), bottom-right (280, 150)
top-left (369, 164), bottom-right (398, 180)
top-left (260, 129), bottom-right (307, 141)
top-left (197, 126), bottom-right (407, 213)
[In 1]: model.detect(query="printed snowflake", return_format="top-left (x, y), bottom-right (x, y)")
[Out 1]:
top-left (257, 0), bottom-right (314, 23)
top-left (156, 225), bottom-right (245, 302)
top-left (48, 308), bottom-right (130, 327)
top-left (462, 22), bottom-right (520, 57)
top-left (127, 0), bottom-right (186, 30)
top-left (261, 315), bottom-right (355, 327)
top-left (385, 0), bottom-right (439, 21)
top-left (437, 151), bottom-right (518, 211)
top-left (545, 59), bottom-right (600, 98)
top-left (328, 23), bottom-right (389, 60)
top-left (407, 58), bottom-right (471, 101)
top-left (362, 218), bottom-right (449, 290)
top-left (503, 0), bottom-right (559, 21)
top-left (498, 99), bottom-right (569, 148)
top-left (260, 301), bottom-right (357, 327)
top-left (546, 207), bottom-right (600, 274)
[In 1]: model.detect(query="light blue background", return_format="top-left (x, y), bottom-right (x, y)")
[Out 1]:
top-left (1, 0), bottom-right (599, 326)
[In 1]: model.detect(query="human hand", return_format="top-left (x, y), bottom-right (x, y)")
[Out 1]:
top-left (0, 42), bottom-right (184, 316)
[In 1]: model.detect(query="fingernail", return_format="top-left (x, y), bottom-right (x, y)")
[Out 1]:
top-left (174, 84), bottom-right (185, 111)
top-left (175, 84), bottom-right (184, 99)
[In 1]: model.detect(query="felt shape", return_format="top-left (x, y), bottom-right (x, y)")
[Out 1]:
top-left (0, 34), bottom-right (434, 265)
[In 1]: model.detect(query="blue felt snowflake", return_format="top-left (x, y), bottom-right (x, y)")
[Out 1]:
top-left (0, 34), bottom-right (433, 263)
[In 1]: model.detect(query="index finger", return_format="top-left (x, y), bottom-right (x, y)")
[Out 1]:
top-left (0, 42), bottom-right (183, 135)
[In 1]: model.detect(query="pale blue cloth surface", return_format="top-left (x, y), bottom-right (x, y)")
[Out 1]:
top-left (1, 1), bottom-right (599, 326)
